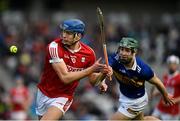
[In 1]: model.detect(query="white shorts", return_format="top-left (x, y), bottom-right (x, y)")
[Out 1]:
top-left (35, 89), bottom-right (73, 116)
top-left (117, 91), bottom-right (148, 118)
top-left (10, 111), bottom-right (27, 120)
top-left (152, 108), bottom-right (180, 120)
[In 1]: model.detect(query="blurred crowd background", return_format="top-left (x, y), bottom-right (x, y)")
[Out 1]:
top-left (0, 0), bottom-right (180, 120)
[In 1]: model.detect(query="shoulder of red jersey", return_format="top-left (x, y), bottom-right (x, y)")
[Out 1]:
top-left (47, 38), bottom-right (63, 63)
top-left (48, 38), bottom-right (62, 46)
top-left (80, 42), bottom-right (96, 58)
top-left (175, 72), bottom-right (180, 78)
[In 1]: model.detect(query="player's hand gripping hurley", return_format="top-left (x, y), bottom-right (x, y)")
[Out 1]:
top-left (97, 7), bottom-right (112, 80)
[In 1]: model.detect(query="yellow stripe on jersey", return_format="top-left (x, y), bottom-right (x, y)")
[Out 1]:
top-left (113, 70), bottom-right (144, 87)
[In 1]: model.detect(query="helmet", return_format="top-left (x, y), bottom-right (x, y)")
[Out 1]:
top-left (60, 19), bottom-right (85, 34)
top-left (119, 37), bottom-right (138, 51)
top-left (166, 55), bottom-right (179, 64)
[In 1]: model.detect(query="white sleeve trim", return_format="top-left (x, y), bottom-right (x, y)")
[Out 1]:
top-left (48, 41), bottom-right (63, 63)
top-left (49, 58), bottom-right (63, 63)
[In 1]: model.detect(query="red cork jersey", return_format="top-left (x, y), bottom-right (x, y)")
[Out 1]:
top-left (157, 72), bottom-right (180, 115)
top-left (38, 38), bottom-right (96, 98)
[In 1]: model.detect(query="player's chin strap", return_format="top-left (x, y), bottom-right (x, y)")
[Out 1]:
top-left (63, 33), bottom-right (81, 46)
top-left (72, 33), bottom-right (81, 44)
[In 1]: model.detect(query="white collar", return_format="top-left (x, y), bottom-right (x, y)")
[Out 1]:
top-left (65, 44), bottom-right (81, 53)
top-left (126, 57), bottom-right (137, 71)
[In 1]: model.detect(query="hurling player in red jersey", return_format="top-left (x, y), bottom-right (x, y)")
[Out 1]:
top-left (35, 19), bottom-right (113, 120)
top-left (9, 76), bottom-right (31, 120)
top-left (152, 55), bottom-right (180, 120)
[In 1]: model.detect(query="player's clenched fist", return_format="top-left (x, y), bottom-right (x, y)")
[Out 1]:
top-left (101, 65), bottom-right (113, 78)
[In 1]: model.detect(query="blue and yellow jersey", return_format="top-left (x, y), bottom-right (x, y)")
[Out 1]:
top-left (109, 53), bottom-right (154, 99)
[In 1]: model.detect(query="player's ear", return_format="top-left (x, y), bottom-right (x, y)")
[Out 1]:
top-left (74, 33), bottom-right (81, 41)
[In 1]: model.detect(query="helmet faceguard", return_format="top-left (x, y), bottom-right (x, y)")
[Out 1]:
top-left (60, 19), bottom-right (85, 46)
top-left (117, 37), bottom-right (138, 65)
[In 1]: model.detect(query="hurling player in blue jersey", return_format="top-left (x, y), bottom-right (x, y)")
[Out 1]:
top-left (109, 37), bottom-right (174, 120)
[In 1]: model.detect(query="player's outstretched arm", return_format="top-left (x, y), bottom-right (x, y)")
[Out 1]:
top-left (148, 74), bottom-right (175, 106)
top-left (52, 58), bottom-right (106, 84)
